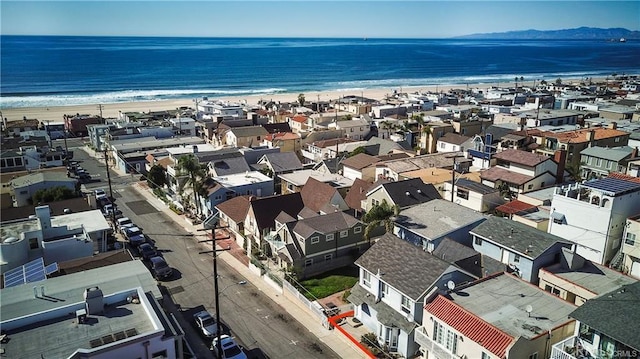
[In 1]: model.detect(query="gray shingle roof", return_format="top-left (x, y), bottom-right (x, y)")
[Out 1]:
top-left (580, 146), bottom-right (634, 162)
top-left (377, 178), bottom-right (441, 208)
top-left (432, 237), bottom-right (478, 263)
top-left (355, 233), bottom-right (452, 300)
top-left (470, 216), bottom-right (571, 258)
top-left (260, 152), bottom-right (303, 173)
top-left (570, 281), bottom-right (640, 351)
top-left (292, 211), bottom-right (360, 238)
top-left (447, 178), bottom-right (498, 195)
top-left (228, 125), bottom-right (269, 137)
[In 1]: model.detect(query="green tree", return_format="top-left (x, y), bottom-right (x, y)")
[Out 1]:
top-left (363, 200), bottom-right (400, 243)
top-left (566, 162), bottom-right (583, 182)
top-left (347, 146), bottom-right (367, 158)
top-left (147, 164), bottom-right (167, 189)
top-left (555, 78), bottom-right (563, 85)
top-left (177, 154), bottom-right (206, 216)
top-left (297, 93), bottom-right (305, 107)
top-left (33, 186), bottom-right (75, 203)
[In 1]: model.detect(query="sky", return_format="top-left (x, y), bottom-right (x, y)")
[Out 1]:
top-left (1, 1), bottom-right (639, 38)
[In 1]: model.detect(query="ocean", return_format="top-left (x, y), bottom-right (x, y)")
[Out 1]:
top-left (1, 35), bottom-right (639, 108)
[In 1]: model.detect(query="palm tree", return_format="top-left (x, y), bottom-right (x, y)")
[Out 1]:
top-left (297, 93), bottom-right (305, 107)
top-left (177, 154), bottom-right (206, 216)
top-left (514, 76), bottom-right (518, 88)
top-left (363, 200), bottom-right (400, 244)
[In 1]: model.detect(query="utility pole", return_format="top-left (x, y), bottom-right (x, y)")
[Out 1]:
top-left (97, 104), bottom-right (104, 124)
top-left (200, 212), bottom-right (231, 359)
top-left (447, 154), bottom-right (464, 202)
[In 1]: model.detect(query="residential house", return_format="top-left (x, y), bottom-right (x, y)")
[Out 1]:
top-left (274, 211), bottom-right (368, 278)
top-left (399, 167), bottom-right (481, 198)
top-left (256, 152), bottom-right (303, 194)
top-left (301, 138), bottom-right (366, 164)
top-left (538, 247), bottom-right (637, 306)
top-left (261, 132), bottom-right (301, 153)
top-left (533, 127), bottom-right (629, 168)
top-left (470, 216), bottom-right (574, 284)
top-left (467, 133), bottom-right (499, 170)
top-left (204, 171), bottom-right (273, 213)
top-left (580, 146), bottom-right (637, 180)
top-left (361, 178), bottom-right (441, 212)
top-left (620, 213), bottom-right (640, 279)
top-left (0, 260), bottom-right (184, 359)
top-left (432, 237), bottom-right (507, 279)
top-left (10, 172), bottom-right (77, 207)
top-left (394, 199), bottom-right (487, 252)
top-left (415, 272), bottom-right (577, 359)
top-left (0, 205), bottom-right (109, 272)
top-left (278, 169), bottom-right (353, 195)
top-left (344, 178), bottom-right (377, 216)
top-left (225, 126), bottom-right (269, 148)
top-left (169, 117), bottom-right (196, 136)
top-left (2, 118), bottom-right (40, 137)
top-left (63, 114), bottom-right (103, 137)
top-left (215, 196), bottom-right (251, 250)
top-left (0, 150), bottom-right (27, 173)
top-left (299, 177), bottom-right (350, 214)
top-left (549, 177), bottom-right (640, 265)
top-left (442, 178), bottom-right (504, 213)
top-left (328, 118), bottom-right (370, 140)
top-left (205, 150), bottom-right (252, 177)
top-left (360, 136), bottom-right (407, 156)
top-left (449, 117), bottom-right (493, 137)
top-left (373, 152), bottom-right (471, 182)
top-left (550, 281), bottom-right (640, 359)
top-left (419, 122), bottom-right (455, 154)
top-left (343, 153), bottom-right (411, 182)
top-left (288, 114), bottom-right (310, 133)
top-left (480, 149), bottom-right (568, 196)
top-left (348, 234), bottom-right (476, 358)
top-left (435, 132), bottom-right (473, 153)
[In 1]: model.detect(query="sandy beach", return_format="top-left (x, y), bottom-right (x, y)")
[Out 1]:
top-left (0, 77), bottom-right (608, 124)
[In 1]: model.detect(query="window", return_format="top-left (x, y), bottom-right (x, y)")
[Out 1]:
top-left (311, 236), bottom-right (319, 244)
top-left (433, 321), bottom-right (457, 354)
top-left (401, 295), bottom-right (411, 314)
top-left (29, 238), bottom-right (39, 250)
top-left (304, 258), bottom-right (313, 267)
top-left (440, 142), bottom-right (446, 149)
top-left (482, 352), bottom-right (491, 359)
top-left (340, 230), bottom-right (348, 238)
top-left (324, 253), bottom-right (333, 261)
top-left (579, 322), bottom-right (596, 344)
top-left (363, 271), bottom-right (371, 288)
top-left (152, 350), bottom-right (168, 359)
top-left (529, 353), bottom-right (538, 359)
top-left (607, 160), bottom-right (613, 169)
top-left (615, 137), bottom-right (621, 143)
top-left (326, 233), bottom-right (334, 241)
top-left (456, 188), bottom-right (469, 200)
top-left (625, 232), bottom-right (636, 246)
top-left (445, 330), bottom-right (458, 355)
top-left (379, 325), bottom-right (399, 350)
top-left (380, 282), bottom-right (388, 298)
top-left (596, 158), bottom-right (602, 166)
top-left (474, 237), bottom-right (482, 246)
top-left (587, 156), bottom-right (592, 165)
top-left (434, 321), bottom-right (444, 344)
top-left (354, 226), bottom-right (362, 234)
top-left (514, 254), bottom-right (521, 263)
top-left (527, 184), bottom-right (534, 190)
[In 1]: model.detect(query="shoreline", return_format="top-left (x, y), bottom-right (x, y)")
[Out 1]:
top-left (0, 76), bottom-right (615, 123)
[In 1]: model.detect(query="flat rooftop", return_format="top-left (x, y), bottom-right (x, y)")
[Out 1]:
top-left (213, 170), bottom-right (272, 187)
top-left (51, 209), bottom-right (110, 234)
top-left (543, 261), bottom-right (637, 296)
top-left (0, 217), bottom-right (41, 240)
top-left (396, 199), bottom-right (486, 240)
top-left (449, 273), bottom-right (576, 339)
top-left (0, 261), bottom-right (164, 357)
top-left (278, 169), bottom-right (354, 187)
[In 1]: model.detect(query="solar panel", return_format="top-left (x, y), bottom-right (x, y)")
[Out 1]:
top-left (2, 257), bottom-right (58, 288)
top-left (584, 177), bottom-right (640, 196)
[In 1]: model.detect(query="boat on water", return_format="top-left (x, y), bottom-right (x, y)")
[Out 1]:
top-left (620, 38), bottom-right (627, 42)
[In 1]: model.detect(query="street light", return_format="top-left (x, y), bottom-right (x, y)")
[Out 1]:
top-left (199, 211), bottom-right (231, 359)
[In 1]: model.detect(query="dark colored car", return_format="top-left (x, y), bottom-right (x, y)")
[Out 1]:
top-left (138, 243), bottom-right (156, 260)
top-left (149, 256), bottom-right (173, 280)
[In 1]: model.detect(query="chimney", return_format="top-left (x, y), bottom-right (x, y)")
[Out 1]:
top-left (554, 149), bottom-right (567, 184)
top-left (632, 147), bottom-right (638, 159)
top-left (35, 205), bottom-right (51, 230)
top-left (192, 145), bottom-right (198, 153)
top-left (609, 122), bottom-right (618, 130)
top-left (586, 129), bottom-right (596, 147)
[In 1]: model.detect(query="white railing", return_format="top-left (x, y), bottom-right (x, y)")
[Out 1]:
top-left (550, 336), bottom-right (580, 359)
top-left (413, 326), bottom-right (457, 359)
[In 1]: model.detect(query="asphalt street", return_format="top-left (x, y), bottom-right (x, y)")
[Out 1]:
top-left (63, 140), bottom-right (339, 359)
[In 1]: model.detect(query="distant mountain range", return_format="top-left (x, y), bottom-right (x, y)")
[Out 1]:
top-left (456, 27), bottom-right (640, 40)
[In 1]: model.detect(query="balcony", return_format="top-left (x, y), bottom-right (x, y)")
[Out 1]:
top-left (550, 336), bottom-right (592, 359)
top-left (414, 326), bottom-right (457, 359)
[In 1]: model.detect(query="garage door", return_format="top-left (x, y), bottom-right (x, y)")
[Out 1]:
top-left (631, 260), bottom-right (640, 279)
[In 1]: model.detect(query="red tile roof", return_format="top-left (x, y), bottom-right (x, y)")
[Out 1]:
top-left (291, 115), bottom-right (308, 123)
top-left (607, 172), bottom-right (640, 184)
top-left (426, 295), bottom-right (514, 358)
top-left (541, 128), bottom-right (628, 144)
top-left (495, 200), bottom-right (536, 215)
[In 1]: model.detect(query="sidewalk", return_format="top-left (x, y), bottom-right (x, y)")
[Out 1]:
top-left (131, 182), bottom-right (367, 359)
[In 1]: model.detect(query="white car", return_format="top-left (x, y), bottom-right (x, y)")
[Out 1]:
top-left (211, 335), bottom-right (247, 359)
top-left (193, 310), bottom-right (218, 337)
top-left (94, 189), bottom-right (107, 200)
top-left (116, 217), bottom-right (134, 233)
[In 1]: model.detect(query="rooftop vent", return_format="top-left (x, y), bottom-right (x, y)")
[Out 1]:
top-left (84, 286), bottom-right (104, 315)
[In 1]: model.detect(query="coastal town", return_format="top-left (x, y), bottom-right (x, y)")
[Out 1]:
top-left (2, 74), bottom-right (640, 359)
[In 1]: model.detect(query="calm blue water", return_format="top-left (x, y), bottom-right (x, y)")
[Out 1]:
top-left (1, 36), bottom-right (639, 108)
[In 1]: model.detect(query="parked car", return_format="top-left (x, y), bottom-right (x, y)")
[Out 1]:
top-left (211, 335), bottom-right (247, 359)
top-left (149, 256), bottom-right (173, 280)
top-left (94, 189), bottom-right (107, 200)
top-left (78, 173), bottom-right (92, 183)
top-left (124, 226), bottom-right (145, 246)
top-left (116, 217), bottom-right (134, 233)
top-left (102, 204), bottom-right (122, 218)
top-left (138, 243), bottom-right (156, 260)
top-left (193, 310), bottom-right (218, 338)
